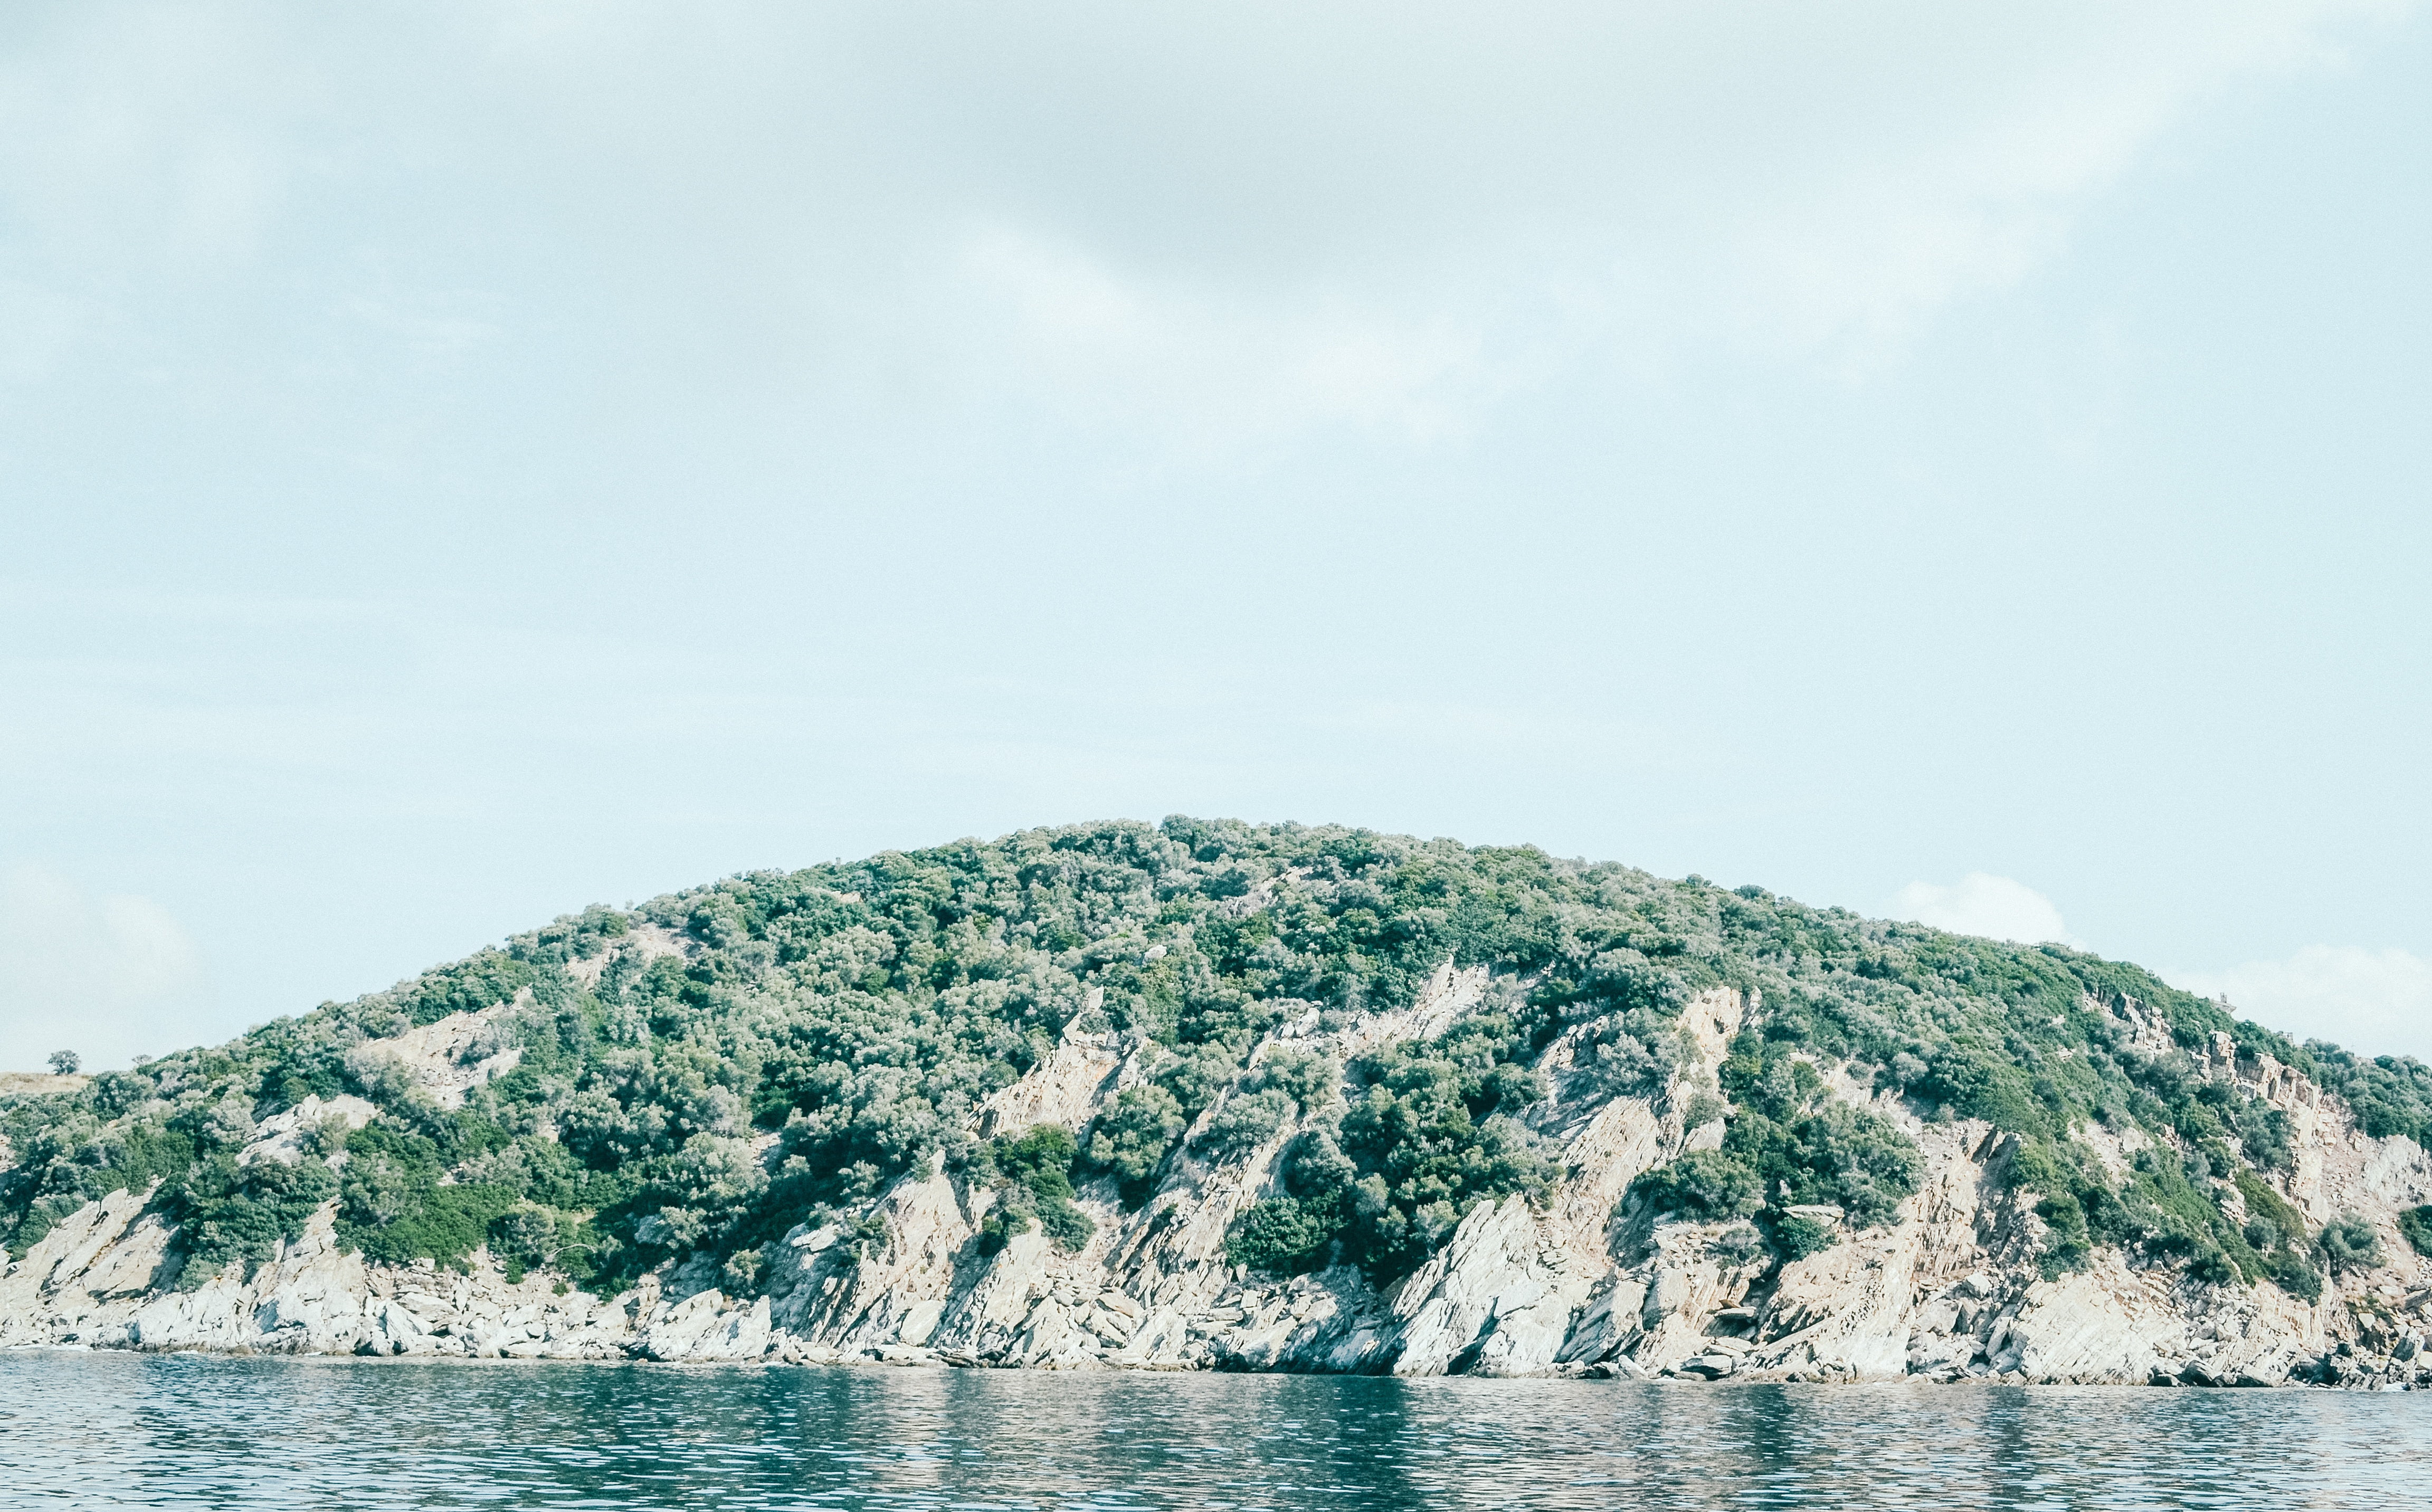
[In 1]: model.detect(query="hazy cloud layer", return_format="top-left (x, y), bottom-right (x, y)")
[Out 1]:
top-left (0, 1), bottom-right (2410, 451)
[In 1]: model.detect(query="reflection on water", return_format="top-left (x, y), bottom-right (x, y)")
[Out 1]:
top-left (1, 1351), bottom-right (2425, 1509)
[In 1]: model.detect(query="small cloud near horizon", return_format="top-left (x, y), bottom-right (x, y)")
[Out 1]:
top-left (1866, 876), bottom-right (2432, 1064)
top-left (0, 862), bottom-right (211, 1073)
top-left (1892, 872), bottom-right (2083, 948)
top-left (2172, 946), bottom-right (2432, 1064)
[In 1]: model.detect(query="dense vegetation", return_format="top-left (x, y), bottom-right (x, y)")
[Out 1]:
top-left (1, 819), bottom-right (2419, 1306)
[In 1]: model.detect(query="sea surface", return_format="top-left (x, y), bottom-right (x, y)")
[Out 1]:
top-left (1, 1351), bottom-right (2425, 1509)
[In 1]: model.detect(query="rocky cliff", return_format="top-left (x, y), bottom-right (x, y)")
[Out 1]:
top-left (10, 966), bottom-right (2431, 1387)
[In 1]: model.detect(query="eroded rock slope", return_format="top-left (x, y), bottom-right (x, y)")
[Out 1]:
top-left (11, 969), bottom-right (2431, 1386)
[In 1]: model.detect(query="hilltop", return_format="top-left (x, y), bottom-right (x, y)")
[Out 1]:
top-left (4, 817), bottom-right (2430, 1383)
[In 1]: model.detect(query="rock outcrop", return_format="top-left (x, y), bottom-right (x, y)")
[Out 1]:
top-left (8, 970), bottom-right (2432, 1385)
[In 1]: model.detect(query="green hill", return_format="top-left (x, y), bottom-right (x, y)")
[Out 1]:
top-left (7, 817), bottom-right (2430, 1299)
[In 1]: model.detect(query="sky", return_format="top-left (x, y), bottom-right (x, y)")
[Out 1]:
top-left (2, 1), bottom-right (2428, 1072)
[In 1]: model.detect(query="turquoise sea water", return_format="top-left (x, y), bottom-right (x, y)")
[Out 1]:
top-left (0, 1351), bottom-right (2425, 1509)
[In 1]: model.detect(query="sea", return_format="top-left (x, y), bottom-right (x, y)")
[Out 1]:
top-left (0, 1351), bottom-right (2424, 1509)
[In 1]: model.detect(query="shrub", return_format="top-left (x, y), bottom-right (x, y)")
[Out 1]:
top-left (2398, 1205), bottom-right (2432, 1258)
top-left (2035, 1193), bottom-right (2092, 1277)
top-left (1154, 1047), bottom-right (1242, 1121)
top-left (1919, 1041), bottom-right (2049, 1139)
top-left (1037, 1196), bottom-right (1095, 1251)
top-left (1085, 1086), bottom-right (1185, 1197)
top-left (1631, 1149), bottom-right (1763, 1221)
top-left (974, 1208), bottom-right (1020, 1257)
top-left (2317, 1212), bottom-right (2385, 1273)
top-left (348, 1181), bottom-right (517, 1271)
top-left (1199, 1089), bottom-right (1296, 1161)
top-left (1251, 1046), bottom-right (1340, 1109)
top-left (1313, 1024), bottom-right (1558, 1280)
top-left (1768, 1212), bottom-right (1836, 1260)
top-left (2064, 1147), bottom-right (2258, 1286)
top-left (1578, 1025), bottom-right (1675, 1097)
top-left (1711, 1222), bottom-right (1764, 1263)
top-left (1282, 1129), bottom-right (1358, 1203)
top-left (1642, 1040), bottom-right (1926, 1227)
top-left (721, 1246), bottom-right (765, 1294)
top-left (168, 1154), bottom-right (339, 1282)
top-left (2300, 1047), bottom-right (2432, 1150)
top-left (1227, 1197), bottom-right (1329, 1273)
top-left (2234, 1105), bottom-right (2294, 1171)
top-left (992, 1125), bottom-right (1078, 1195)
top-left (2227, 1169), bottom-right (2319, 1298)
top-left (334, 1121), bottom-right (517, 1270)
top-left (978, 1124), bottom-right (1094, 1254)
top-left (488, 1202), bottom-right (598, 1283)
top-left (2269, 1253), bottom-right (2323, 1303)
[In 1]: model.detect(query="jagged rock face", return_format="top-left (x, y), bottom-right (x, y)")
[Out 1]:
top-left (8, 974), bottom-right (2432, 1385)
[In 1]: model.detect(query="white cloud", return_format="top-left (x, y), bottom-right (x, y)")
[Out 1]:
top-left (1892, 873), bottom-right (2079, 946)
top-left (0, 863), bottom-right (211, 1072)
top-left (2173, 947), bottom-right (2432, 1063)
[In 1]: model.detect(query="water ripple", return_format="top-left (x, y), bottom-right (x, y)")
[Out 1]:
top-left (0, 1352), bottom-right (2424, 1509)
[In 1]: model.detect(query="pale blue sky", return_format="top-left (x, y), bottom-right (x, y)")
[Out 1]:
top-left (3, 2), bottom-right (2427, 1070)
